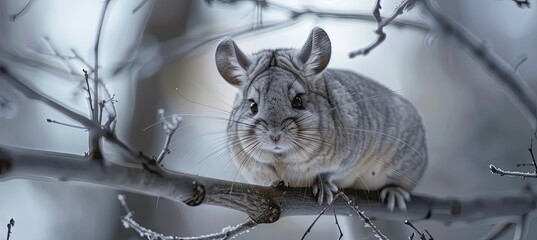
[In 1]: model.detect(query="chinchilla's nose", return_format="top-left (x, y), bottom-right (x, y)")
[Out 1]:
top-left (269, 133), bottom-right (281, 143)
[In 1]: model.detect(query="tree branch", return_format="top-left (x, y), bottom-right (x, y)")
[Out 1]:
top-left (420, 0), bottom-right (537, 133)
top-left (1, 144), bottom-right (537, 226)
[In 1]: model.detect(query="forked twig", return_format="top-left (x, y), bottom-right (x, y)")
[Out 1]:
top-left (301, 192), bottom-right (387, 240)
top-left (155, 109), bottom-right (182, 165)
top-left (348, 0), bottom-right (416, 57)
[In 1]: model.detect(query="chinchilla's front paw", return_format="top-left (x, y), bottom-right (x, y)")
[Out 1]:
top-left (312, 174), bottom-right (338, 204)
top-left (380, 185), bottom-right (411, 211)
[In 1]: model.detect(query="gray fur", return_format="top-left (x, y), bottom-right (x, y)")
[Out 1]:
top-left (215, 27), bottom-right (427, 204)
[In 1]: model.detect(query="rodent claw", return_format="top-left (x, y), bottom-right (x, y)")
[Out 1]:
top-left (380, 186), bottom-right (410, 212)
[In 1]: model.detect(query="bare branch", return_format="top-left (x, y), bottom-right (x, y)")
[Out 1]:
top-left (0, 66), bottom-right (101, 132)
top-left (119, 194), bottom-right (257, 240)
top-left (420, 0), bottom-right (537, 133)
top-left (348, 0), bottom-right (416, 57)
top-left (2, 144), bottom-right (536, 229)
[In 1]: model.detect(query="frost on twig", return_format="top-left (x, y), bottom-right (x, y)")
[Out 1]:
top-left (348, 0), bottom-right (416, 57)
top-left (118, 194), bottom-right (257, 240)
top-left (5, 219), bottom-right (14, 240)
top-left (301, 192), bottom-right (388, 240)
top-left (490, 139), bottom-right (537, 178)
top-left (155, 109), bottom-right (182, 165)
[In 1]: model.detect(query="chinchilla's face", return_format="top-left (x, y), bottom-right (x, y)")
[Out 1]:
top-left (232, 69), bottom-right (323, 162)
top-left (215, 27), bottom-right (332, 163)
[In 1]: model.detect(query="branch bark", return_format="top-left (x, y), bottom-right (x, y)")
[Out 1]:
top-left (1, 144), bottom-right (536, 225)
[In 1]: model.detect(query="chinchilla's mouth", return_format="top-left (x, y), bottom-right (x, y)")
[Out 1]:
top-left (272, 146), bottom-right (285, 153)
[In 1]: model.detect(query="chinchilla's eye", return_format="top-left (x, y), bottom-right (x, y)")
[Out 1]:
top-left (249, 100), bottom-right (258, 114)
top-left (292, 95), bottom-right (304, 110)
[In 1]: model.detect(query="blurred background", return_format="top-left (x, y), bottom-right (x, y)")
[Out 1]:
top-left (1, 0), bottom-right (536, 239)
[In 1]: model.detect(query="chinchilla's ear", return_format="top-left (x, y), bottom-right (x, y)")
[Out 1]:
top-left (215, 37), bottom-right (251, 87)
top-left (298, 27), bottom-right (331, 76)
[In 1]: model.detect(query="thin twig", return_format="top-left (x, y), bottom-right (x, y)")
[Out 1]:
top-left (155, 109), bottom-right (182, 165)
top-left (6, 219), bottom-right (14, 240)
top-left (489, 165), bottom-right (537, 178)
top-left (480, 223), bottom-right (515, 240)
top-left (81, 0), bottom-right (110, 160)
top-left (0, 67), bottom-right (101, 132)
top-left (99, 84), bottom-right (117, 132)
top-left (99, 94), bottom-right (116, 127)
top-left (301, 197), bottom-right (336, 240)
top-left (339, 192), bottom-right (388, 240)
top-left (512, 55), bottom-right (528, 72)
top-left (92, 0), bottom-right (110, 123)
top-left (83, 69), bottom-right (94, 114)
top-left (490, 139), bottom-right (537, 178)
top-left (301, 192), bottom-right (388, 240)
top-left (348, 0), bottom-right (415, 57)
top-left (46, 118), bottom-right (87, 130)
top-left (332, 207), bottom-right (343, 240)
top-left (118, 194), bottom-right (257, 240)
top-left (9, 0), bottom-right (34, 22)
top-left (132, 0), bottom-right (150, 14)
top-left (1, 66), bottom-right (159, 172)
